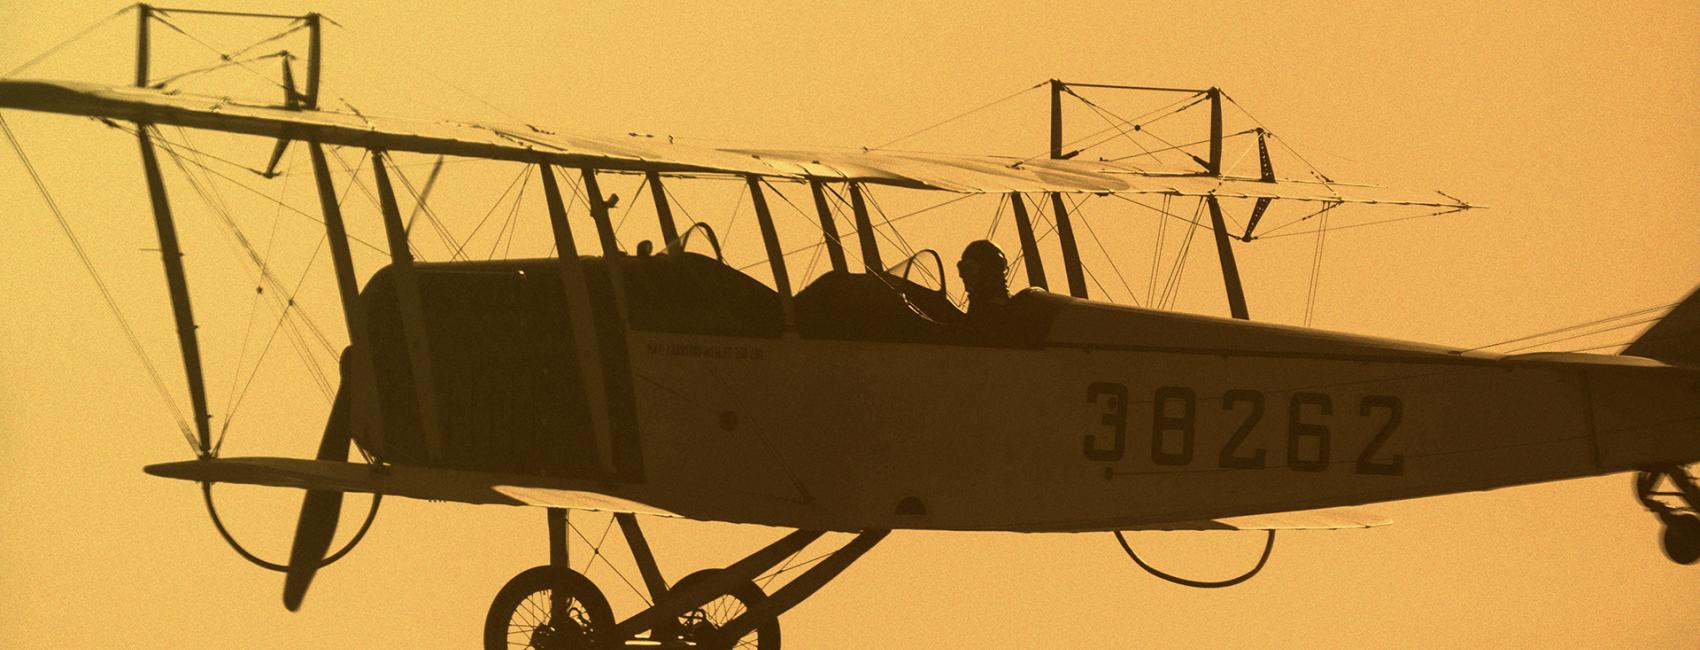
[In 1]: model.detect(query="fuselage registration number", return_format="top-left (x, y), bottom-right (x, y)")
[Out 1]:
top-left (1083, 383), bottom-right (1405, 476)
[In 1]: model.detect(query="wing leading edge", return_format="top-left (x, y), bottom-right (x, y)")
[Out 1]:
top-left (0, 79), bottom-right (1469, 207)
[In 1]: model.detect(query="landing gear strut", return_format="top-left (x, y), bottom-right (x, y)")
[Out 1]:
top-left (1635, 465), bottom-right (1700, 565)
top-left (484, 508), bottom-right (886, 649)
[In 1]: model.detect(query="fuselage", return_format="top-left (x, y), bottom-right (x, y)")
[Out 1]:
top-left (350, 254), bottom-right (1700, 532)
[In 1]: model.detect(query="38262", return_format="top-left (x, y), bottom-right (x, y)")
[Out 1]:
top-left (1082, 383), bottom-right (1405, 476)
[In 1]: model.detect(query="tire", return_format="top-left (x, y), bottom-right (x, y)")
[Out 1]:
top-left (484, 565), bottom-right (616, 649)
top-left (671, 568), bottom-right (781, 650)
top-left (1663, 513), bottom-right (1700, 565)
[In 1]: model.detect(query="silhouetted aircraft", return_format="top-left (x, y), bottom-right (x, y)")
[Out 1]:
top-left (3, 6), bottom-right (1697, 649)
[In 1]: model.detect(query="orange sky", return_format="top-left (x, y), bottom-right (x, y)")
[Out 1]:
top-left (2, 1), bottom-right (1697, 647)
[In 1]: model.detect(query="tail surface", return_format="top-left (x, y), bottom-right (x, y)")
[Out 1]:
top-left (1624, 286), bottom-right (1700, 368)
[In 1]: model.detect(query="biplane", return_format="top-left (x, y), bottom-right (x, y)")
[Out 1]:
top-left (3, 6), bottom-right (1698, 649)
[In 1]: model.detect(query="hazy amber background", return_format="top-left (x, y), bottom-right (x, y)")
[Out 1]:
top-left (3, 1), bottom-right (1697, 647)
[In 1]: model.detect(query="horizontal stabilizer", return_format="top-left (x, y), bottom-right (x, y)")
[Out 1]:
top-left (1125, 506), bottom-right (1392, 531)
top-left (144, 456), bottom-right (677, 518)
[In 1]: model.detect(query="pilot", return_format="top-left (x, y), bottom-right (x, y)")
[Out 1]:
top-left (956, 239), bottom-right (1009, 320)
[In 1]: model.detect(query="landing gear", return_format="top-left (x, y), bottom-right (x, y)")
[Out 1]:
top-left (672, 569), bottom-right (780, 649)
top-left (484, 565), bottom-right (614, 649)
top-left (1635, 465), bottom-right (1700, 565)
top-left (1662, 513), bottom-right (1700, 565)
top-left (484, 507), bottom-right (886, 649)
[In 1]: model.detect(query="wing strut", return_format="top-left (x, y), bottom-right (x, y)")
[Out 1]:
top-left (746, 175), bottom-right (796, 331)
top-left (848, 182), bottom-right (883, 272)
top-left (1204, 87), bottom-right (1250, 320)
top-left (645, 171), bottom-right (680, 246)
top-left (136, 126), bottom-right (212, 455)
top-left (371, 150), bottom-right (446, 461)
top-left (1239, 129), bottom-right (1276, 242)
top-left (305, 141), bottom-right (385, 453)
top-left (1009, 192), bottom-right (1048, 290)
top-left (539, 163), bottom-right (621, 481)
top-left (808, 179), bottom-right (849, 273)
top-left (1048, 192), bottom-right (1089, 298)
top-left (1206, 196), bottom-right (1249, 320)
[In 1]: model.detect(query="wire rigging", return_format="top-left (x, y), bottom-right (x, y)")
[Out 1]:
top-left (1156, 199), bottom-right (1205, 310)
top-left (1302, 203), bottom-right (1332, 327)
top-left (1, 5), bottom-right (133, 79)
top-left (1465, 301), bottom-right (1679, 352)
top-left (452, 165), bottom-right (530, 260)
top-left (870, 81), bottom-right (1045, 151)
top-left (1148, 195), bottom-right (1170, 305)
top-left (2, 113), bottom-right (198, 453)
top-left (1067, 194), bottom-right (1140, 307)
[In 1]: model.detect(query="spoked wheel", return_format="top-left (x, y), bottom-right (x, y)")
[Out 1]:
top-left (484, 566), bottom-right (615, 649)
top-left (671, 569), bottom-right (781, 649)
top-left (1662, 513), bottom-right (1700, 565)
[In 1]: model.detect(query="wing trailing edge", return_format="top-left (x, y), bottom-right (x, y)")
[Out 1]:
top-left (1125, 505), bottom-right (1393, 531)
top-left (144, 456), bottom-right (679, 517)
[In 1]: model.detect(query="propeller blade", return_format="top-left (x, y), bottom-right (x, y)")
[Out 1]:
top-left (283, 488), bottom-right (343, 611)
top-left (282, 378), bottom-right (353, 611)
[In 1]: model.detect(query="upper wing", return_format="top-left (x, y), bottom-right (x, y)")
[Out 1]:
top-left (1125, 506), bottom-right (1392, 531)
top-left (0, 79), bottom-right (1468, 207)
top-left (145, 456), bottom-right (678, 517)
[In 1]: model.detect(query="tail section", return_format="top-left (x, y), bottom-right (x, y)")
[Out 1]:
top-left (1624, 286), bottom-right (1700, 368)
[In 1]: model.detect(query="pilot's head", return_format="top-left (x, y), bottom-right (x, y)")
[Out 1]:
top-left (957, 239), bottom-right (1008, 296)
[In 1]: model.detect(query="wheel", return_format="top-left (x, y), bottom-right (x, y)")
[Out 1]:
top-left (484, 565), bottom-right (616, 649)
top-left (1663, 513), bottom-right (1700, 565)
top-left (670, 568), bottom-right (781, 649)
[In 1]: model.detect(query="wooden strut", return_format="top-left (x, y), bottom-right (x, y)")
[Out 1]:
top-left (1204, 87), bottom-right (1250, 320)
top-left (747, 175), bottom-right (797, 331)
top-left (645, 171), bottom-right (680, 246)
top-left (539, 163), bottom-right (621, 480)
top-left (370, 150), bottom-right (446, 461)
top-left (715, 530), bottom-right (889, 642)
top-left (848, 182), bottom-right (883, 272)
top-left (808, 179), bottom-right (849, 273)
top-left (612, 529), bottom-right (825, 639)
top-left (547, 508), bottom-right (569, 569)
top-left (135, 126), bottom-right (212, 455)
top-left (306, 140), bottom-right (385, 456)
top-left (580, 168), bottom-right (634, 332)
top-left (135, 5), bottom-right (151, 87)
top-left (1009, 192), bottom-right (1048, 290)
top-left (1048, 192), bottom-right (1089, 299)
top-left (614, 513), bottom-right (670, 601)
top-left (1049, 79), bottom-right (1064, 160)
top-left (547, 508), bottom-right (570, 633)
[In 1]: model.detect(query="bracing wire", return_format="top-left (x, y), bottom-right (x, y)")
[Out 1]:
top-left (453, 165), bottom-right (530, 261)
top-left (2, 113), bottom-right (199, 454)
top-left (1149, 195), bottom-right (1170, 305)
top-left (1501, 315), bottom-right (1665, 354)
top-left (100, 123), bottom-right (390, 255)
top-left (612, 173), bottom-right (651, 237)
top-left (1026, 89), bottom-right (1208, 166)
top-left (1067, 194), bottom-right (1140, 307)
top-left (871, 81), bottom-right (1045, 151)
top-left (149, 14), bottom-right (294, 94)
top-left (221, 145), bottom-right (294, 424)
top-left (1, 5), bottom-right (133, 79)
top-left (1157, 199), bottom-right (1205, 309)
top-left (1465, 301), bottom-right (1680, 352)
top-left (1303, 203), bottom-right (1332, 327)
